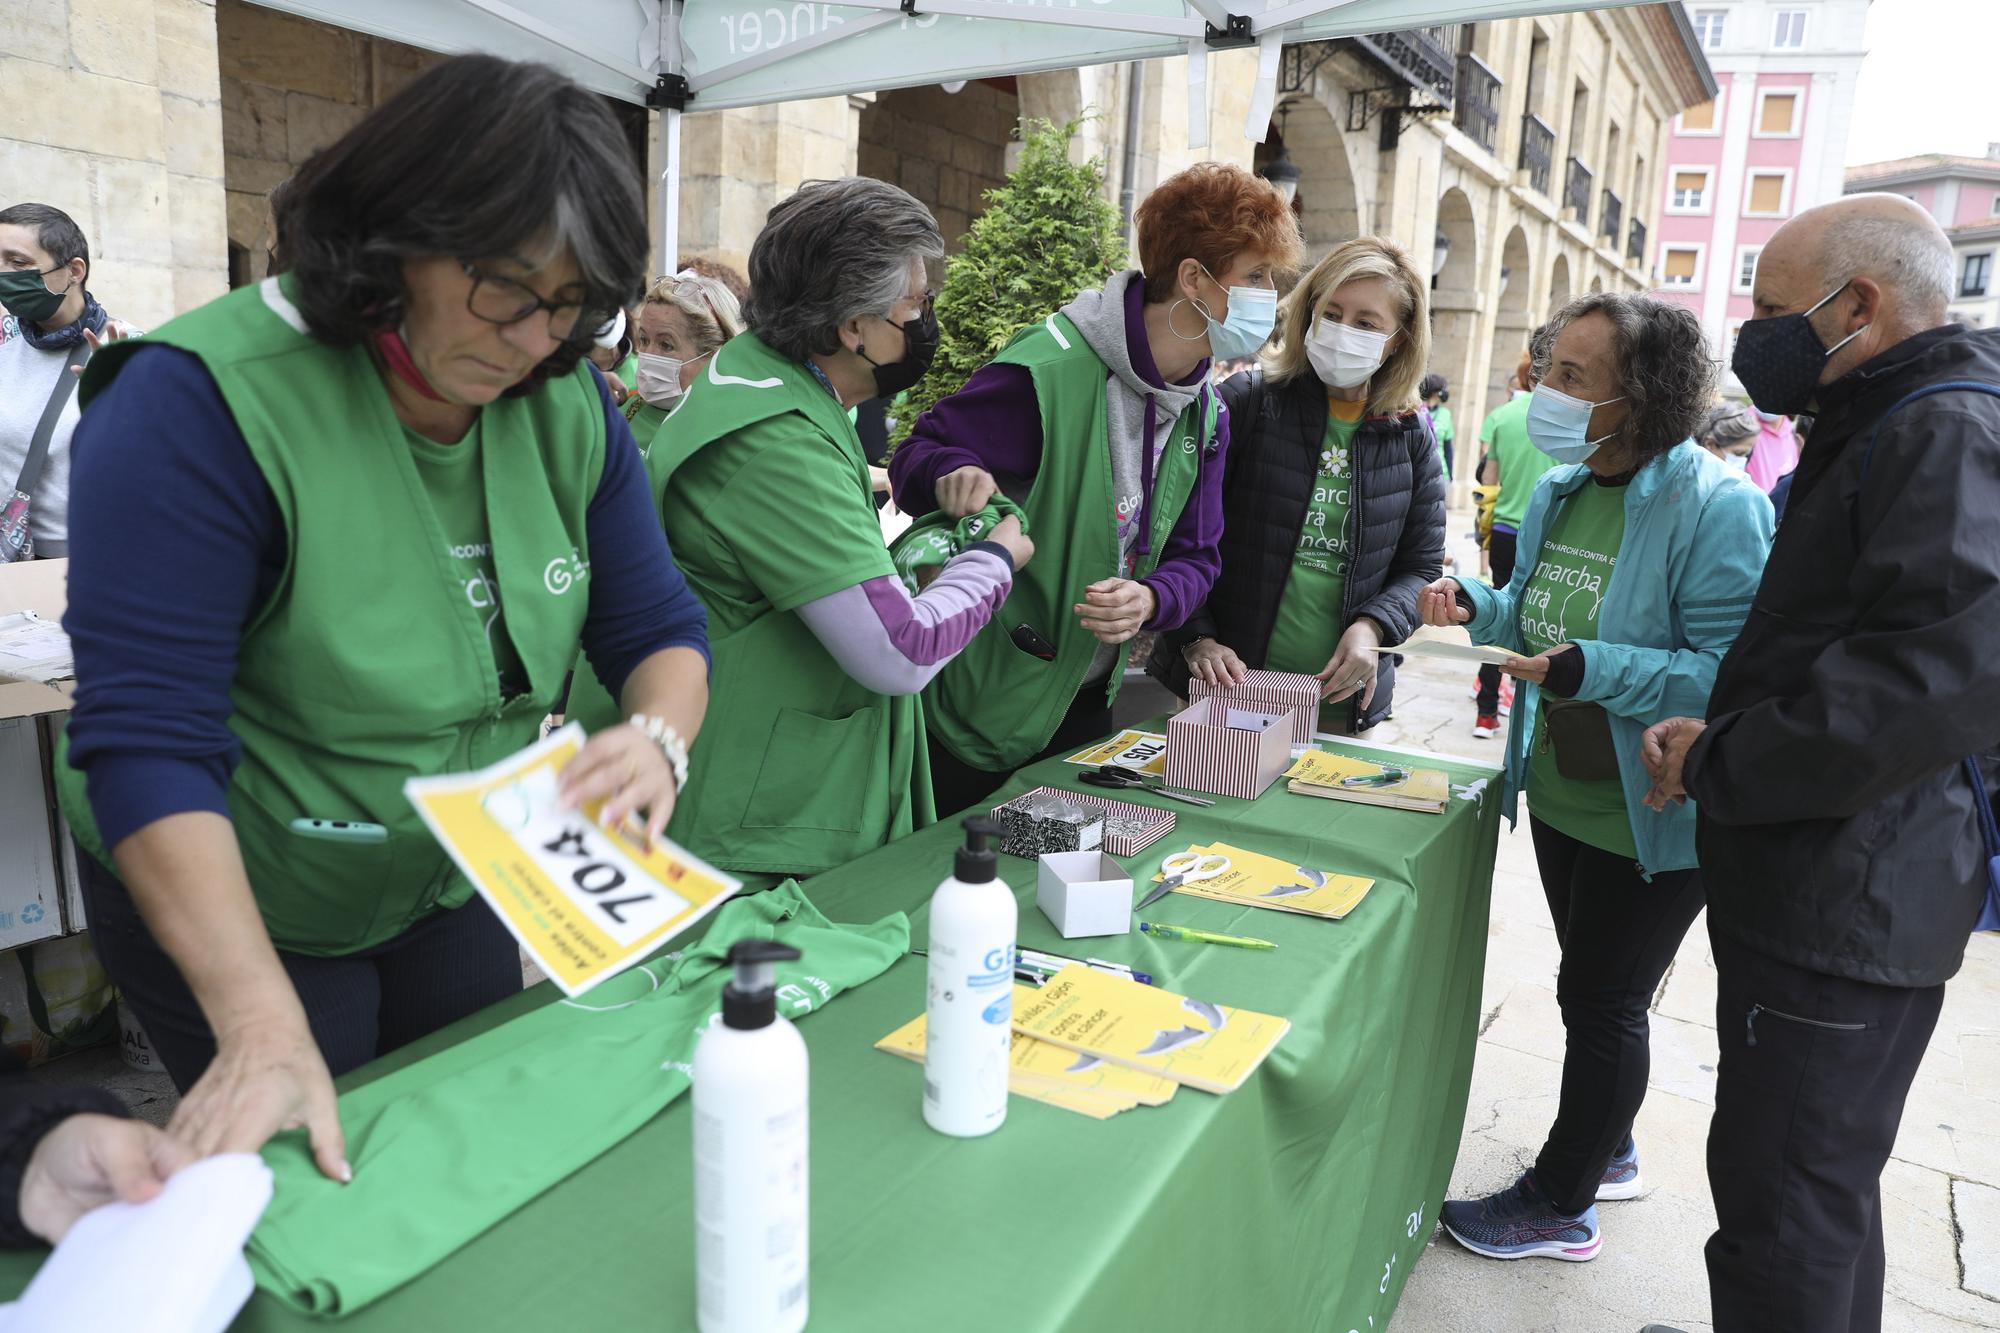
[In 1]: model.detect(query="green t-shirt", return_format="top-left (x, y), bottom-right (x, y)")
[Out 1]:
top-left (1431, 404), bottom-right (1454, 472)
top-left (1265, 403), bottom-right (1363, 678)
top-left (1481, 392), bottom-right (1553, 531)
top-left (660, 413), bottom-right (897, 637)
top-left (1520, 479), bottom-right (1634, 858)
top-left (403, 421), bottom-right (527, 698)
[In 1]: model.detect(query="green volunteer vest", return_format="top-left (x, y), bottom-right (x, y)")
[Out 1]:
top-left (57, 276), bottom-right (603, 954)
top-left (921, 314), bottom-right (1213, 772)
top-left (634, 331), bottom-right (933, 877)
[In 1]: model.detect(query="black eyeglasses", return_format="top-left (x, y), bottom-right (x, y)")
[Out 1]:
top-left (460, 261), bottom-right (596, 341)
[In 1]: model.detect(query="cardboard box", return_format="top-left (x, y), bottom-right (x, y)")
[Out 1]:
top-left (995, 791), bottom-right (1103, 859)
top-left (1186, 668), bottom-right (1319, 744)
top-left (0, 559), bottom-right (73, 721)
top-left (1036, 852), bottom-right (1133, 940)
top-left (995, 786), bottom-right (1174, 858)
top-left (1162, 698), bottom-right (1295, 801)
top-left (0, 715), bottom-right (63, 949)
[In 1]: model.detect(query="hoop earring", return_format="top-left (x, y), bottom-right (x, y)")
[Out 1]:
top-left (1167, 298), bottom-right (1209, 342)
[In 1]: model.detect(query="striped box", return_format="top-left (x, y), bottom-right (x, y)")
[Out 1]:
top-left (992, 787), bottom-right (1175, 858)
top-left (1162, 699), bottom-right (1295, 801)
top-left (1186, 669), bottom-right (1319, 745)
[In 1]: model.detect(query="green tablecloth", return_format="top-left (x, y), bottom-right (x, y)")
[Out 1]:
top-left (0, 734), bottom-right (1500, 1330)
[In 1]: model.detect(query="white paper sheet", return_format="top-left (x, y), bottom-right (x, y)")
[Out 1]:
top-left (1387, 636), bottom-right (1518, 667)
top-left (0, 1154), bottom-right (273, 1333)
top-left (0, 611), bottom-right (72, 684)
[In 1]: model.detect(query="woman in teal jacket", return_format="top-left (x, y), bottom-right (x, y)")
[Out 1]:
top-left (1418, 294), bottom-right (1774, 1264)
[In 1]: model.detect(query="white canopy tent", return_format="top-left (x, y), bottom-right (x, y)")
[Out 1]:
top-left (253, 0), bottom-right (1662, 268)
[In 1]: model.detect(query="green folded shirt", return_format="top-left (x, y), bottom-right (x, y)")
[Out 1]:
top-left (249, 881), bottom-right (909, 1316)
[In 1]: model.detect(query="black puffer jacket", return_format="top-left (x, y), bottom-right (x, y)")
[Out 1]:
top-left (1686, 323), bottom-right (2000, 988)
top-left (1147, 367), bottom-right (1446, 731)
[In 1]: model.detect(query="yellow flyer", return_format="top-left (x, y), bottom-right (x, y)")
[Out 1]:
top-left (1010, 965), bottom-right (1289, 1094)
top-left (876, 1008), bottom-right (1179, 1119)
top-left (1284, 750), bottom-right (1450, 814)
top-left (1063, 729), bottom-right (1168, 778)
top-left (1152, 841), bottom-right (1375, 919)
top-left (404, 723), bottom-right (739, 997)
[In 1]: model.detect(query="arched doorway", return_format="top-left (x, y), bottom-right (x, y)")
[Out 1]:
top-left (1262, 95), bottom-right (1361, 264)
top-left (1486, 225), bottom-right (1534, 416)
top-left (1547, 252), bottom-right (1573, 317)
top-left (1428, 187), bottom-right (1482, 480)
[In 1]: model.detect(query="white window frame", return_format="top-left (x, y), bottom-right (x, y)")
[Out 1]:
top-left (1667, 165), bottom-right (1715, 215)
top-left (1751, 87), bottom-right (1804, 140)
top-left (1692, 8), bottom-right (1727, 50)
top-left (1772, 9), bottom-right (1807, 49)
top-left (1660, 243), bottom-right (1706, 291)
top-left (1989, 194), bottom-right (2000, 216)
top-left (1676, 88), bottom-right (1724, 137)
top-left (1733, 245), bottom-right (1761, 294)
top-left (1961, 250), bottom-right (1993, 299)
top-left (1743, 167), bottom-right (1795, 219)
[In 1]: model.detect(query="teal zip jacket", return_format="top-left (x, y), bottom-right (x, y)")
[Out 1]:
top-left (1458, 442), bottom-right (1774, 875)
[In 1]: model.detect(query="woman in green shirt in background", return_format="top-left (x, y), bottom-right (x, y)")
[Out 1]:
top-left (1419, 293), bottom-right (1774, 1264)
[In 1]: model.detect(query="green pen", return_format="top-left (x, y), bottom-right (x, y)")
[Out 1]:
top-left (1138, 921), bottom-right (1277, 950)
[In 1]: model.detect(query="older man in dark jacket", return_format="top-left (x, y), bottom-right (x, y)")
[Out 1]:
top-left (1643, 194), bottom-right (2000, 1333)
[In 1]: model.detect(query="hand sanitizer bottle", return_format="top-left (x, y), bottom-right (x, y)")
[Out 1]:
top-left (693, 939), bottom-right (808, 1333)
top-left (924, 816), bottom-right (1016, 1136)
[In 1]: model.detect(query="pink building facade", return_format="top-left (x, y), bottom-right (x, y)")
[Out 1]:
top-left (1845, 150), bottom-right (2000, 330)
top-left (1650, 1), bottom-right (1871, 392)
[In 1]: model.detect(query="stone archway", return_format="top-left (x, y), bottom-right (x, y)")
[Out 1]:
top-left (1486, 225), bottom-right (1535, 416)
top-left (1547, 252), bottom-right (1573, 317)
top-left (1269, 95), bottom-right (1362, 263)
top-left (1427, 187), bottom-right (1482, 478)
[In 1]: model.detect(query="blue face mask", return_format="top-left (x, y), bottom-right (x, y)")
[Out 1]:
top-left (1193, 267), bottom-right (1277, 361)
top-left (1525, 383), bottom-right (1626, 466)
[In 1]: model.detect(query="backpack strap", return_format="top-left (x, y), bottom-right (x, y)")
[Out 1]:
top-left (1852, 380), bottom-right (2000, 545)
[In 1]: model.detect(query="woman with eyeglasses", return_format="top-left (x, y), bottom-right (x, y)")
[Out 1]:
top-left (54, 57), bottom-right (711, 1176)
top-left (890, 162), bottom-right (1303, 815)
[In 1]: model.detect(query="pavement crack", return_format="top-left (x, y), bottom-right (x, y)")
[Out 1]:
top-left (1478, 999), bottom-right (1504, 1037)
top-left (1651, 958), bottom-right (1676, 1015)
top-left (1948, 1176), bottom-right (2000, 1304)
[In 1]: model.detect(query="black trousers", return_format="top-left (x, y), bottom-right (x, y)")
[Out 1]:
top-left (928, 688), bottom-right (1115, 820)
top-left (1705, 925), bottom-right (1945, 1333)
top-left (1528, 817), bottom-right (1704, 1215)
top-left (1476, 527), bottom-right (1520, 716)
top-left (79, 851), bottom-right (523, 1091)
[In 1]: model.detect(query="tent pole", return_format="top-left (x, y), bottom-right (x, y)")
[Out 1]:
top-left (660, 106), bottom-right (682, 276)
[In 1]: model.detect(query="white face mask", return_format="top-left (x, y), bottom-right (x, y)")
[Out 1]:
top-left (1306, 319), bottom-right (1391, 390)
top-left (634, 351), bottom-right (688, 406)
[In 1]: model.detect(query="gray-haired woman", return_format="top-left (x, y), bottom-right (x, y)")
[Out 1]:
top-left (1415, 292), bottom-right (1775, 1263)
top-left (1696, 402), bottom-right (1759, 473)
top-left (653, 177), bottom-right (1035, 887)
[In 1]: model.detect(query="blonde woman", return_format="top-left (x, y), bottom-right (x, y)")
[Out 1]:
top-left (1149, 236), bottom-right (1445, 733)
top-left (622, 269), bottom-right (744, 448)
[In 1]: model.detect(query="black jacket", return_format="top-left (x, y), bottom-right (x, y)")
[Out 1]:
top-left (1147, 368), bottom-right (1446, 731)
top-left (1687, 323), bottom-right (2000, 988)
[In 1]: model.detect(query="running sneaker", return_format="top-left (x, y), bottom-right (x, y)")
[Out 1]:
top-left (1473, 713), bottom-right (1500, 739)
top-left (1440, 1171), bottom-right (1603, 1262)
top-left (1596, 1137), bottom-right (1643, 1201)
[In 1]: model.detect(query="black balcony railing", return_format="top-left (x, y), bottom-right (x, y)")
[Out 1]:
top-left (1627, 217), bottom-right (1647, 264)
top-left (1452, 53), bottom-right (1501, 153)
top-left (1345, 27), bottom-right (1457, 100)
top-left (1565, 158), bottom-right (1594, 227)
top-left (1519, 114), bottom-right (1555, 195)
top-left (1599, 189), bottom-right (1622, 244)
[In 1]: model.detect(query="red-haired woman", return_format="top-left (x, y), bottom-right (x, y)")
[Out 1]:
top-left (891, 162), bottom-right (1303, 813)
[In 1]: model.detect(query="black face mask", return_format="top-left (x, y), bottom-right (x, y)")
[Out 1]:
top-left (1731, 281), bottom-right (1868, 417)
top-left (856, 300), bottom-right (938, 399)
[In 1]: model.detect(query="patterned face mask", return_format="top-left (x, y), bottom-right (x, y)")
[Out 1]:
top-left (1732, 281), bottom-right (1868, 417)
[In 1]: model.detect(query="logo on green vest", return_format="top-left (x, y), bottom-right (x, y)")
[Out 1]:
top-left (544, 549), bottom-right (590, 596)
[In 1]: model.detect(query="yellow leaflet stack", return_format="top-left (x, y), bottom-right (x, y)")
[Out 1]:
top-left (1009, 965), bottom-right (1289, 1095)
top-left (876, 1003), bottom-right (1180, 1120)
top-left (1283, 750), bottom-right (1451, 815)
top-left (1150, 841), bottom-right (1376, 919)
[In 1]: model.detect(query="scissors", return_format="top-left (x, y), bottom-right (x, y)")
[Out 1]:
top-left (1137, 850), bottom-right (1233, 909)
top-left (1079, 765), bottom-right (1217, 808)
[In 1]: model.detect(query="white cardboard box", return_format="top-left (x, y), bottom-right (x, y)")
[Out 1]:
top-left (1035, 852), bottom-right (1133, 940)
